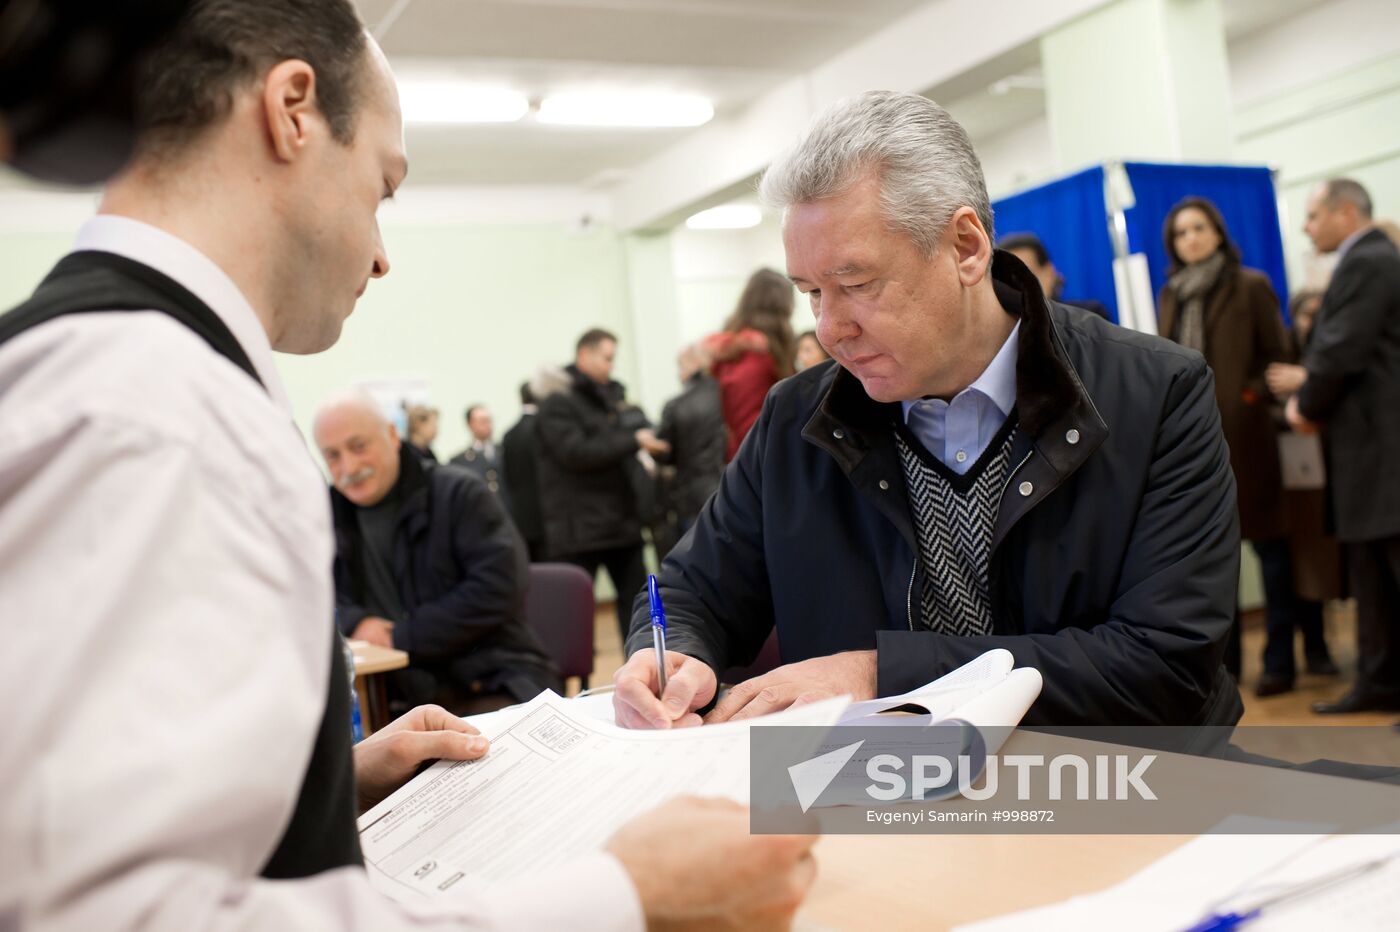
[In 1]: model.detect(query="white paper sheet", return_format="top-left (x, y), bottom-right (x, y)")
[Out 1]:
top-left (357, 691), bottom-right (849, 901)
top-left (809, 651), bottom-right (1043, 805)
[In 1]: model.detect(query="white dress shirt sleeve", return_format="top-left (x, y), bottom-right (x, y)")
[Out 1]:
top-left (0, 316), bottom-right (642, 932)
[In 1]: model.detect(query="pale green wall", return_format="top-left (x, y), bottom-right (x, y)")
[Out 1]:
top-left (1235, 52), bottom-right (1400, 288)
top-left (0, 233), bottom-right (79, 308)
top-left (278, 222), bottom-right (637, 458)
top-left (0, 222), bottom-right (642, 461)
top-left (1042, 0), bottom-right (1233, 166)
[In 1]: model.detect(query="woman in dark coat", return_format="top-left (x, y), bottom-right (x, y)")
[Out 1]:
top-left (1158, 196), bottom-right (1298, 695)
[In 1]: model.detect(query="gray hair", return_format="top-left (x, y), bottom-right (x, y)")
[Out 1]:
top-left (1323, 178), bottom-right (1373, 219)
top-left (759, 90), bottom-right (993, 256)
top-left (312, 388), bottom-right (391, 438)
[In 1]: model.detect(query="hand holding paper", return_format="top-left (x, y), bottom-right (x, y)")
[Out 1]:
top-left (352, 704), bottom-right (488, 813)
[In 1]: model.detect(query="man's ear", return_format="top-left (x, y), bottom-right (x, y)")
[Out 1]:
top-left (387, 423), bottom-right (401, 449)
top-left (262, 59), bottom-right (320, 163)
top-left (948, 207), bottom-right (993, 287)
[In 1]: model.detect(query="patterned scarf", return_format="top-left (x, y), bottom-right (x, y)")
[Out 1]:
top-left (1167, 250), bottom-right (1226, 353)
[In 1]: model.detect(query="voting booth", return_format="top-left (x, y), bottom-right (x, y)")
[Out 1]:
top-left (992, 162), bottom-right (1291, 332)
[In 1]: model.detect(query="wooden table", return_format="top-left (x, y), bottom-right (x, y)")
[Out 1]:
top-left (798, 729), bottom-right (1400, 929)
top-left (805, 832), bottom-right (1189, 929)
top-left (349, 640), bottom-right (408, 735)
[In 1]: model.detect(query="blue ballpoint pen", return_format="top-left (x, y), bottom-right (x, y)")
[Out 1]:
top-left (647, 574), bottom-right (668, 695)
top-left (1183, 853), bottom-right (1392, 932)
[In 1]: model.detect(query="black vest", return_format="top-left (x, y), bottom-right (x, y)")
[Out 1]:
top-left (0, 249), bottom-right (363, 878)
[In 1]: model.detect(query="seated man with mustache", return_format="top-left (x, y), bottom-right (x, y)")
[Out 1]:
top-left (315, 391), bottom-right (562, 714)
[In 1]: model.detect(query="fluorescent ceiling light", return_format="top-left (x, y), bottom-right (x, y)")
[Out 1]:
top-left (537, 92), bottom-right (714, 128)
top-left (398, 80), bottom-right (529, 124)
top-left (686, 204), bottom-right (762, 230)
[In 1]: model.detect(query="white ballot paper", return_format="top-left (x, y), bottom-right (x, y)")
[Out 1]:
top-left (357, 690), bottom-right (848, 901)
top-left (806, 648), bottom-right (1043, 805)
top-left (838, 647), bottom-right (1041, 734)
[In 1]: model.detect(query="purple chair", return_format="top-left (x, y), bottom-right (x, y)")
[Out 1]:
top-left (721, 629), bottom-right (781, 685)
top-left (524, 562), bottom-right (597, 690)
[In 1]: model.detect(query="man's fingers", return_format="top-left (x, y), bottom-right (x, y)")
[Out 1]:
top-left (614, 699), bottom-right (663, 730)
top-left (704, 679), bottom-right (758, 724)
top-left (614, 671), bottom-right (671, 729)
top-left (409, 704), bottom-right (481, 736)
top-left (788, 690), bottom-right (831, 710)
top-left (726, 684), bottom-right (795, 722)
top-left (660, 654), bottom-right (714, 720)
top-left (393, 728), bottom-right (489, 766)
top-left (707, 678), bottom-right (793, 724)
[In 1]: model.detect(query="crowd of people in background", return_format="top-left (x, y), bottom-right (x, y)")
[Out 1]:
top-left (4, 4), bottom-right (1398, 919)
top-left (357, 176), bottom-right (1400, 718)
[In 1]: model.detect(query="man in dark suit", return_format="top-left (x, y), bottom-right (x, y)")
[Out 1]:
top-left (1286, 178), bottom-right (1400, 715)
top-left (449, 403), bottom-right (505, 498)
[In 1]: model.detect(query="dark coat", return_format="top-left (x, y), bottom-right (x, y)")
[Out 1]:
top-left (657, 374), bottom-right (727, 521)
top-left (627, 251), bottom-right (1243, 728)
top-left (1159, 265), bottom-right (1289, 540)
top-left (448, 444), bottom-right (504, 497)
top-left (405, 441), bottom-right (438, 464)
top-left (332, 447), bottom-right (559, 698)
top-left (501, 412), bottom-right (543, 547)
top-left (1297, 228), bottom-right (1400, 542)
top-left (535, 365), bottom-right (643, 555)
top-left (1280, 332), bottom-right (1343, 602)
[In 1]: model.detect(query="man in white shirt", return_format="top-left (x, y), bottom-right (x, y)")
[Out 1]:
top-left (0, 1), bottom-right (815, 929)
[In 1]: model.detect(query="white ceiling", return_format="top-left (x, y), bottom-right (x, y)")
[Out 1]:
top-left (0, 0), bottom-right (1335, 193)
top-left (360, 0), bottom-right (929, 185)
top-left (362, 0), bottom-right (1334, 189)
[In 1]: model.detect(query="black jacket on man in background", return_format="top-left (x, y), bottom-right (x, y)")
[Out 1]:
top-left (657, 373), bottom-right (727, 524)
top-left (535, 365), bottom-right (644, 557)
top-left (1296, 227), bottom-right (1400, 543)
top-left (627, 252), bottom-right (1243, 728)
top-left (501, 410), bottom-right (545, 560)
top-left (332, 446), bottom-right (561, 704)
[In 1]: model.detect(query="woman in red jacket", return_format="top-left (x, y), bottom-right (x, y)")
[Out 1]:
top-left (704, 267), bottom-right (797, 460)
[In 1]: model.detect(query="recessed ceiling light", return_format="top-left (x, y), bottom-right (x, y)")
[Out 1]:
top-left (685, 204), bottom-right (763, 230)
top-left (537, 92), bottom-right (714, 128)
top-left (398, 80), bottom-right (529, 124)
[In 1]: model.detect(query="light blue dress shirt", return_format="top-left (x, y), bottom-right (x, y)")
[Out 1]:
top-left (900, 322), bottom-right (1019, 475)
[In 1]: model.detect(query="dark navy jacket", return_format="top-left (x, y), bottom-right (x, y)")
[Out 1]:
top-left (332, 448), bottom-right (559, 699)
top-left (628, 252), bottom-right (1243, 728)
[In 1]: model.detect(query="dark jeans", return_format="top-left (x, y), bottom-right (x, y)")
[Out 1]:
top-left (558, 544), bottom-right (648, 645)
top-left (1347, 535), bottom-right (1400, 701)
top-left (1256, 537), bottom-right (1332, 679)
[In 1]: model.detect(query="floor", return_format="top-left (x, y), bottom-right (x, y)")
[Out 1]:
top-left (577, 599), bottom-right (1398, 727)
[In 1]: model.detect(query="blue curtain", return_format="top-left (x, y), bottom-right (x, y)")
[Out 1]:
top-left (993, 166), bottom-right (1119, 321)
top-left (1121, 162), bottom-right (1290, 323)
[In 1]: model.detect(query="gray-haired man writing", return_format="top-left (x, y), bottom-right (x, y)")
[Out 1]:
top-left (615, 90), bottom-right (1242, 731)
